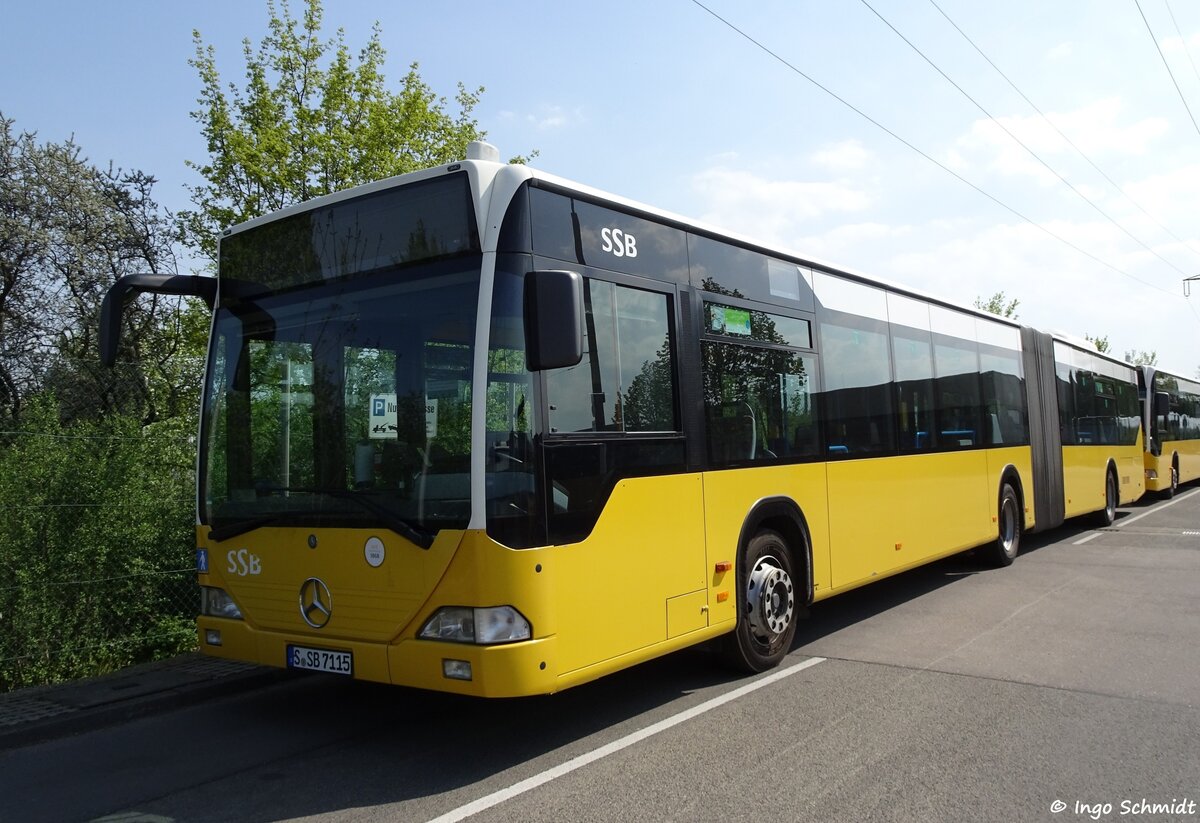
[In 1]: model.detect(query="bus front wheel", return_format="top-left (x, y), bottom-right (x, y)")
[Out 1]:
top-left (721, 529), bottom-right (797, 673)
top-left (1161, 459), bottom-right (1179, 500)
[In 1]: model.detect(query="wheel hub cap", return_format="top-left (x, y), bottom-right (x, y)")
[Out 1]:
top-left (1001, 497), bottom-right (1017, 553)
top-left (747, 557), bottom-right (795, 641)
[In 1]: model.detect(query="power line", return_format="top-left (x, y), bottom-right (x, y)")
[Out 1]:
top-left (928, 0), bottom-right (1200, 264)
top-left (687, 0), bottom-right (1178, 297)
top-left (1164, 0), bottom-right (1200, 90)
top-left (859, 0), bottom-right (1193, 280)
top-left (1134, 0), bottom-right (1200, 140)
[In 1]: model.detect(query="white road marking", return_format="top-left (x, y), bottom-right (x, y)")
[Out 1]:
top-left (1072, 488), bottom-right (1200, 545)
top-left (427, 656), bottom-right (827, 823)
top-left (1112, 488), bottom-right (1200, 529)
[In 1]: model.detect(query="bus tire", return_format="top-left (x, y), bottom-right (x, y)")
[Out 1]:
top-left (721, 529), bottom-right (797, 673)
top-left (986, 482), bottom-right (1021, 567)
top-left (1095, 469), bottom-right (1118, 527)
top-left (1161, 457), bottom-right (1179, 500)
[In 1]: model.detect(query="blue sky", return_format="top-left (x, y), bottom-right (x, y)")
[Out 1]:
top-left (3, 0), bottom-right (1199, 373)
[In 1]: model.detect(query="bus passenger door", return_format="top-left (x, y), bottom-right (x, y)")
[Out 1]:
top-left (538, 274), bottom-right (707, 673)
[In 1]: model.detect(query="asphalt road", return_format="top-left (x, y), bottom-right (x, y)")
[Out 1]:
top-left (6, 489), bottom-right (1200, 823)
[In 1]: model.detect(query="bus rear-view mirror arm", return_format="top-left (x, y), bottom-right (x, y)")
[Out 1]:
top-left (524, 269), bottom-right (583, 372)
top-left (100, 273), bottom-right (218, 367)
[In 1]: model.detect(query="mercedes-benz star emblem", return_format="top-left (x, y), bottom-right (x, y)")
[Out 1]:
top-left (298, 577), bottom-right (333, 629)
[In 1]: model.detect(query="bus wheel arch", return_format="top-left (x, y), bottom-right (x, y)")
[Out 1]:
top-left (720, 498), bottom-right (812, 673)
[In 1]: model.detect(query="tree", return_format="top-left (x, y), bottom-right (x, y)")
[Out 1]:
top-left (0, 118), bottom-right (202, 688)
top-left (974, 291), bottom-right (1019, 319)
top-left (1124, 349), bottom-right (1157, 367)
top-left (1085, 334), bottom-right (1110, 354)
top-left (182, 0), bottom-right (528, 263)
top-left (0, 114), bottom-right (198, 424)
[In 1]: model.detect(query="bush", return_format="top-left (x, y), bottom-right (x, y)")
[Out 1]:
top-left (0, 394), bottom-right (198, 690)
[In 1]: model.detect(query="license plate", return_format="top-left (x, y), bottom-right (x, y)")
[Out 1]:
top-left (287, 644), bottom-right (353, 675)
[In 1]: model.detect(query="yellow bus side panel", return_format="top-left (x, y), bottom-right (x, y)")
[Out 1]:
top-left (826, 451), bottom-right (994, 591)
top-left (1062, 443), bottom-right (1145, 516)
top-left (552, 474), bottom-right (708, 675)
top-left (1182, 442), bottom-right (1200, 486)
top-left (701, 464), bottom-right (832, 625)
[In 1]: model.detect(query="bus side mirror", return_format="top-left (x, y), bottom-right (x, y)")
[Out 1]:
top-left (100, 273), bottom-right (218, 367)
top-left (524, 270), bottom-right (583, 371)
top-left (1154, 391), bottom-right (1170, 418)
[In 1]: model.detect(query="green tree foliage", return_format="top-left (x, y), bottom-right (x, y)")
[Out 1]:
top-left (182, 0), bottom-right (526, 263)
top-left (974, 291), bottom-right (1019, 319)
top-left (0, 396), bottom-right (195, 690)
top-left (0, 114), bottom-right (203, 425)
top-left (0, 116), bottom-right (202, 690)
top-left (1085, 334), bottom-right (1110, 354)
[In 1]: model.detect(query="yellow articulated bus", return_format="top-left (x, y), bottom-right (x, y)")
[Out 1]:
top-left (101, 143), bottom-right (1144, 697)
top-left (1139, 366), bottom-right (1200, 498)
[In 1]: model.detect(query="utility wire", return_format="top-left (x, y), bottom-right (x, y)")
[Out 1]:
top-left (1164, 0), bottom-right (1200, 104)
top-left (688, 0), bottom-right (1177, 297)
top-left (1134, 0), bottom-right (1200, 140)
top-left (929, 0), bottom-right (1200, 263)
top-left (859, 0), bottom-right (1192, 280)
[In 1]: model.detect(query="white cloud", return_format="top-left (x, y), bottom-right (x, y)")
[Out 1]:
top-left (1162, 30), bottom-right (1200, 55)
top-left (689, 166), bottom-right (873, 247)
top-left (524, 104), bottom-right (583, 132)
top-left (1123, 162), bottom-right (1200, 221)
top-left (811, 139), bottom-right (871, 172)
top-left (951, 98), bottom-right (1170, 184)
top-left (794, 222), bottom-right (912, 269)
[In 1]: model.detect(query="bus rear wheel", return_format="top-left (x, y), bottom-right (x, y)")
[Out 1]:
top-left (985, 482), bottom-right (1021, 567)
top-left (1095, 470), bottom-right (1118, 527)
top-left (721, 529), bottom-right (797, 673)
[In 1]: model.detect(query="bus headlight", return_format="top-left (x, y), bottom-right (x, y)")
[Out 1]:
top-left (201, 586), bottom-right (243, 620)
top-left (419, 606), bottom-right (531, 644)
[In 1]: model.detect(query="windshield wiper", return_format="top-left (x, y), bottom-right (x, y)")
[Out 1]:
top-left (208, 513), bottom-right (295, 543)
top-left (313, 488), bottom-right (436, 550)
top-left (207, 488), bottom-right (437, 548)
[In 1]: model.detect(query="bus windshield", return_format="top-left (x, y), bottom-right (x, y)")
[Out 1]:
top-left (200, 260), bottom-right (482, 544)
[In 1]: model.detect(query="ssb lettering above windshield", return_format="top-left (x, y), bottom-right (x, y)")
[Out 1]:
top-left (600, 227), bottom-right (638, 259)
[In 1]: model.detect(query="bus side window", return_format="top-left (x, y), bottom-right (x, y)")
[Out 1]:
top-left (819, 317), bottom-right (894, 455)
top-left (701, 342), bottom-right (818, 465)
top-left (544, 280), bottom-right (677, 434)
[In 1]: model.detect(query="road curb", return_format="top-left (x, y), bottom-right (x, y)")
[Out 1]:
top-left (0, 654), bottom-right (292, 750)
